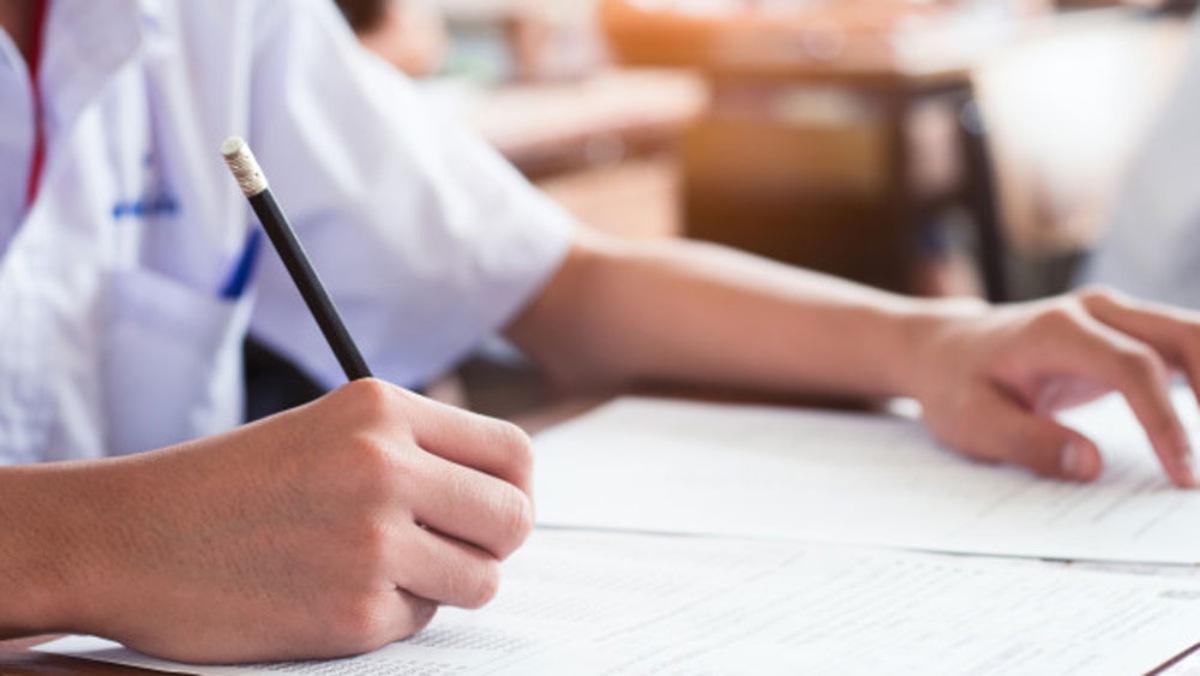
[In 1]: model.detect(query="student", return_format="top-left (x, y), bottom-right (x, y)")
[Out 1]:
top-left (3, 0), bottom-right (1200, 665)
top-left (1081, 15), bottom-right (1200, 309)
top-left (334, 0), bottom-right (447, 77)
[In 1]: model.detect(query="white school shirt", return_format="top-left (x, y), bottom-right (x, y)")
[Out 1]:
top-left (1080, 18), bottom-right (1200, 306)
top-left (0, 0), bottom-right (575, 464)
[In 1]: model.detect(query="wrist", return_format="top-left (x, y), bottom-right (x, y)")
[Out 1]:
top-left (0, 464), bottom-right (93, 635)
top-left (887, 296), bottom-right (990, 398)
top-left (0, 458), bottom-right (148, 638)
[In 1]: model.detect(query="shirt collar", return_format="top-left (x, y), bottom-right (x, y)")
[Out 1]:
top-left (40, 0), bottom-right (162, 134)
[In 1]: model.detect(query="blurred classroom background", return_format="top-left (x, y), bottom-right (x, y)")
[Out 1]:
top-left (322, 0), bottom-right (1197, 412)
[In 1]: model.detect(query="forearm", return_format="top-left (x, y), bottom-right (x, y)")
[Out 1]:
top-left (506, 233), bottom-right (985, 399)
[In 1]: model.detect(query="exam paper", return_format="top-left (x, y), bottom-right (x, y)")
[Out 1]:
top-left (533, 390), bottom-right (1200, 563)
top-left (38, 529), bottom-right (1200, 675)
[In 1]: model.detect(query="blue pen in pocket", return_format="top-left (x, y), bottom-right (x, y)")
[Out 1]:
top-left (220, 229), bottom-right (263, 300)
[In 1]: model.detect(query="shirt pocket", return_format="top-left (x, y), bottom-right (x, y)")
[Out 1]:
top-left (100, 266), bottom-right (254, 455)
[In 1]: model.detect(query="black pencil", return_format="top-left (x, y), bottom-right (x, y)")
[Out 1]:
top-left (221, 137), bottom-right (373, 382)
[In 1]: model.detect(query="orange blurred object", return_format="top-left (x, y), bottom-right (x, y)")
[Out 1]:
top-left (602, 1), bottom-right (947, 69)
top-left (599, 0), bottom-right (1049, 74)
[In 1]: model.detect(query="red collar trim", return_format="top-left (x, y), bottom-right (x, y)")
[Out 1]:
top-left (25, 0), bottom-right (50, 207)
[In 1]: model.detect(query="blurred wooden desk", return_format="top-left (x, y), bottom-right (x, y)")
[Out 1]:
top-left (602, 2), bottom-right (1016, 299)
top-left (453, 68), bottom-right (707, 241)
top-left (462, 69), bottom-right (705, 180)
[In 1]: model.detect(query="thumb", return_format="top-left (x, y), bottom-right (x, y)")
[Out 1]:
top-left (954, 387), bottom-right (1104, 482)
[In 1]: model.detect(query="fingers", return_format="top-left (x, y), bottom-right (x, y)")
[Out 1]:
top-left (955, 386), bottom-right (1104, 482)
top-left (407, 457), bottom-right (534, 560)
top-left (1063, 296), bottom-right (1198, 487)
top-left (987, 292), bottom-right (1197, 487)
top-left (407, 393), bottom-right (535, 496)
top-left (327, 380), bottom-right (533, 573)
top-left (1083, 288), bottom-right (1200, 406)
top-left (325, 379), bottom-right (535, 558)
top-left (1050, 324), bottom-right (1194, 487)
top-left (331, 380), bottom-right (535, 496)
top-left (390, 522), bottom-right (503, 610)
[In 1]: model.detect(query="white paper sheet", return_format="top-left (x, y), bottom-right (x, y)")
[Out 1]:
top-left (37, 529), bottom-right (1200, 675)
top-left (533, 390), bottom-right (1200, 563)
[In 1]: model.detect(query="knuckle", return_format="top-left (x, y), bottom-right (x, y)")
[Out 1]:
top-left (1007, 431), bottom-right (1062, 477)
top-left (925, 387), bottom-right (1003, 464)
top-left (950, 433), bottom-right (998, 465)
top-left (318, 435), bottom-right (393, 510)
top-left (494, 487), bottom-right (535, 558)
top-left (1022, 456), bottom-right (1061, 480)
top-left (348, 378), bottom-right (394, 412)
top-left (1115, 345), bottom-right (1167, 384)
top-left (492, 421), bottom-right (534, 483)
top-left (343, 435), bottom-right (402, 499)
top-left (346, 379), bottom-right (412, 428)
top-left (461, 560), bottom-right (502, 609)
top-left (329, 596), bottom-right (392, 652)
top-left (927, 389), bottom-right (975, 448)
top-left (397, 598), bottom-right (438, 639)
top-left (348, 519), bottom-right (392, 565)
top-left (1076, 284), bottom-right (1124, 309)
top-left (1027, 305), bottom-right (1079, 335)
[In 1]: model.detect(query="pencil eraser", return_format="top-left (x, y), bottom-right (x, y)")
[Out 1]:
top-left (221, 136), bottom-right (269, 198)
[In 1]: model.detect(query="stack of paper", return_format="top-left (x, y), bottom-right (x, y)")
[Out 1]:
top-left (42, 391), bottom-right (1200, 674)
top-left (533, 391), bottom-right (1200, 564)
top-left (41, 529), bottom-right (1200, 675)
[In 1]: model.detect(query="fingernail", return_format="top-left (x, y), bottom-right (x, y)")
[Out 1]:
top-left (1061, 440), bottom-right (1099, 482)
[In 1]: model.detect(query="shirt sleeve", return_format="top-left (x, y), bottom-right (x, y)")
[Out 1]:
top-left (244, 0), bottom-right (577, 388)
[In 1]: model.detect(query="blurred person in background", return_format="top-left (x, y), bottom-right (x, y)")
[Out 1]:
top-left (1079, 9), bottom-right (1200, 306)
top-left (336, 0), bottom-right (448, 76)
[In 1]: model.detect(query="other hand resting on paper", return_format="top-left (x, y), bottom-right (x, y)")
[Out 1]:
top-left (0, 379), bottom-right (534, 663)
top-left (505, 235), bottom-right (1198, 489)
top-left (914, 287), bottom-right (1198, 487)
